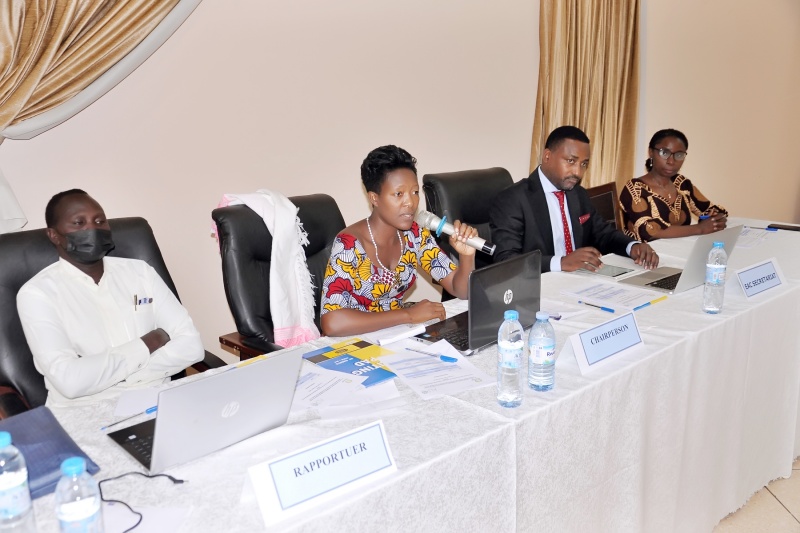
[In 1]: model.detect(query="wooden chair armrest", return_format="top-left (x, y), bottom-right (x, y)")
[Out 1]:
top-left (0, 386), bottom-right (30, 420)
top-left (219, 333), bottom-right (283, 360)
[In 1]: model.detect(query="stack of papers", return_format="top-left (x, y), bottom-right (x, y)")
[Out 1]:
top-left (379, 340), bottom-right (493, 401)
top-left (562, 282), bottom-right (667, 313)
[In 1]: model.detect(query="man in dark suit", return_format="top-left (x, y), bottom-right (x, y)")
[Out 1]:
top-left (490, 126), bottom-right (659, 273)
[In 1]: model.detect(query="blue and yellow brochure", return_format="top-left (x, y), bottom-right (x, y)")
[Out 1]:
top-left (302, 338), bottom-right (396, 387)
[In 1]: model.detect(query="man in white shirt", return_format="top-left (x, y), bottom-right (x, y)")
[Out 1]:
top-left (489, 126), bottom-right (659, 273)
top-left (17, 189), bottom-right (204, 406)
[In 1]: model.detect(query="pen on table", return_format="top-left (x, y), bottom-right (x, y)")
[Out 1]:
top-left (134, 293), bottom-right (138, 311)
top-left (632, 295), bottom-right (668, 312)
top-left (404, 347), bottom-right (458, 363)
top-left (577, 301), bottom-right (615, 313)
top-left (101, 405), bottom-right (157, 431)
top-left (745, 225), bottom-right (778, 232)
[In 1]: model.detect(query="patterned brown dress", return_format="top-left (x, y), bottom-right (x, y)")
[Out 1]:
top-left (619, 174), bottom-right (727, 242)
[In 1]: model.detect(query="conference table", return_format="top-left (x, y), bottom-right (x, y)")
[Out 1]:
top-left (445, 218), bottom-right (800, 532)
top-left (31, 218), bottom-right (800, 532)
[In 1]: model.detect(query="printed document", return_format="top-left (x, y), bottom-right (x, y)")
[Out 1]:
top-left (379, 340), bottom-right (493, 401)
top-left (290, 364), bottom-right (367, 412)
top-left (562, 282), bottom-right (665, 311)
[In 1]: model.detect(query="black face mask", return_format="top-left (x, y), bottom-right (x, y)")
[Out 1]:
top-left (62, 229), bottom-right (115, 264)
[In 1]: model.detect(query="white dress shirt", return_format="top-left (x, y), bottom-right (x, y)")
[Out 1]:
top-left (538, 168), bottom-right (636, 272)
top-left (17, 257), bottom-right (204, 406)
top-left (538, 168), bottom-right (576, 272)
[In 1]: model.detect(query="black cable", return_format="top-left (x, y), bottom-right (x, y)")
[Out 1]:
top-left (98, 472), bottom-right (186, 533)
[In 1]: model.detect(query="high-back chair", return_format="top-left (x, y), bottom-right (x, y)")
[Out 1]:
top-left (0, 217), bottom-right (223, 418)
top-left (211, 194), bottom-right (346, 357)
top-left (422, 168), bottom-right (514, 299)
top-left (585, 181), bottom-right (623, 230)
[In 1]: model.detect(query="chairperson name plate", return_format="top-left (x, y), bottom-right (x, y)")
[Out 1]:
top-left (570, 312), bottom-right (643, 375)
top-left (249, 420), bottom-right (396, 526)
top-left (735, 258), bottom-right (785, 298)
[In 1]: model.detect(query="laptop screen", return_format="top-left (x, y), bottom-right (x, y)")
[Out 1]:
top-left (468, 250), bottom-right (541, 349)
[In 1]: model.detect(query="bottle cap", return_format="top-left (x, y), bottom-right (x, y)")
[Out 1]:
top-left (61, 457), bottom-right (87, 477)
top-left (504, 310), bottom-right (519, 321)
top-left (713, 242), bottom-right (724, 248)
top-left (0, 432), bottom-right (10, 448)
top-left (536, 311), bottom-right (549, 321)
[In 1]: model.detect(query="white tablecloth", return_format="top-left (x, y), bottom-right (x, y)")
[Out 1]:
top-left (30, 218), bottom-right (800, 532)
top-left (33, 376), bottom-right (516, 532)
top-left (448, 218), bottom-right (800, 532)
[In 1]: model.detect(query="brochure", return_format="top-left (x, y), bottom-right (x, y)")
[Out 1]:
top-left (303, 338), bottom-right (396, 387)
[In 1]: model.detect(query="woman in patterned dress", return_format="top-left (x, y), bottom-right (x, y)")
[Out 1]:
top-left (320, 145), bottom-right (478, 337)
top-left (619, 129), bottom-right (728, 242)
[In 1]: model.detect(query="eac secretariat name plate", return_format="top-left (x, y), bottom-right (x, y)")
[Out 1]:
top-left (249, 420), bottom-right (396, 526)
top-left (735, 258), bottom-right (785, 298)
top-left (570, 312), bottom-right (643, 375)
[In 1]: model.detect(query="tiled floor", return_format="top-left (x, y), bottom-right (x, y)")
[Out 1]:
top-left (714, 459), bottom-right (800, 532)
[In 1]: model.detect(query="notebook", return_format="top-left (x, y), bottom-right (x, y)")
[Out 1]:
top-left (415, 251), bottom-right (541, 353)
top-left (618, 225), bottom-right (743, 294)
top-left (108, 349), bottom-right (303, 473)
top-left (0, 406), bottom-right (100, 498)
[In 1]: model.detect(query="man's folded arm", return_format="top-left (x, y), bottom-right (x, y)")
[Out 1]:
top-left (124, 267), bottom-right (204, 384)
top-left (17, 288), bottom-right (150, 399)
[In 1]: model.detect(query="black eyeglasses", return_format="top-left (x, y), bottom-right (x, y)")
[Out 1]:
top-left (655, 147), bottom-right (687, 161)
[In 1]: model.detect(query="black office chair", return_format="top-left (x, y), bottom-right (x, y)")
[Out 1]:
top-left (212, 194), bottom-right (346, 357)
top-left (422, 168), bottom-right (513, 300)
top-left (585, 181), bottom-right (623, 230)
top-left (0, 217), bottom-right (225, 418)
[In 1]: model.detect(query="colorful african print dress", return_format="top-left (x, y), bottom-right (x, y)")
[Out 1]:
top-left (619, 174), bottom-right (727, 242)
top-left (320, 222), bottom-right (456, 315)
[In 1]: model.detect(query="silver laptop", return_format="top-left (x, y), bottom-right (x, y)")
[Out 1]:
top-left (108, 349), bottom-right (303, 473)
top-left (415, 251), bottom-right (541, 354)
top-left (618, 225), bottom-right (743, 294)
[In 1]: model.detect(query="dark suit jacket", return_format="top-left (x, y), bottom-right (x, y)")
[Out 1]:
top-left (489, 168), bottom-right (634, 272)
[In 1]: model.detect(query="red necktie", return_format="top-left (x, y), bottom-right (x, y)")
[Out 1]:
top-left (554, 191), bottom-right (573, 254)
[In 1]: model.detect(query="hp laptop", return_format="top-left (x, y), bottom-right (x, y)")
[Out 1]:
top-left (108, 349), bottom-right (303, 473)
top-left (618, 225), bottom-right (743, 294)
top-left (415, 250), bottom-right (541, 354)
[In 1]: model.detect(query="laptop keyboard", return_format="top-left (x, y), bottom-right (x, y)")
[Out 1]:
top-left (436, 328), bottom-right (470, 351)
top-left (125, 433), bottom-right (154, 464)
top-left (108, 418), bottom-right (156, 469)
top-left (646, 272), bottom-right (682, 290)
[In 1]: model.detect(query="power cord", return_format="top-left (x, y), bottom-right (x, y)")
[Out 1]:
top-left (98, 472), bottom-right (186, 533)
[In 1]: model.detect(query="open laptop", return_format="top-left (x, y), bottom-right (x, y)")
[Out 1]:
top-left (108, 349), bottom-right (303, 473)
top-left (415, 250), bottom-right (541, 354)
top-left (618, 225), bottom-right (743, 294)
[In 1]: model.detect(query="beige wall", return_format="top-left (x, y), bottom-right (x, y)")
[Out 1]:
top-left (639, 0), bottom-right (800, 222)
top-left (1, 0), bottom-right (539, 360)
top-left (5, 0), bottom-right (798, 360)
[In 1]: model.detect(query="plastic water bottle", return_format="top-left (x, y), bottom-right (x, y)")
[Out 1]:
top-left (703, 242), bottom-right (727, 314)
top-left (528, 312), bottom-right (557, 391)
top-left (497, 309), bottom-right (524, 408)
top-left (0, 432), bottom-right (35, 532)
top-left (54, 457), bottom-right (103, 533)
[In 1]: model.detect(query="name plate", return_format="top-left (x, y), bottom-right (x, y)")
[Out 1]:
top-left (249, 420), bottom-right (396, 526)
top-left (570, 312), bottom-right (643, 375)
top-left (736, 258), bottom-right (785, 298)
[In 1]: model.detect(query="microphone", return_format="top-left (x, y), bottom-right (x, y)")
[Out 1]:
top-left (415, 210), bottom-right (496, 256)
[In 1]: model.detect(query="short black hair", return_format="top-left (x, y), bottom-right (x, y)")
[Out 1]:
top-left (45, 189), bottom-right (88, 228)
top-left (545, 126), bottom-right (590, 151)
top-left (646, 129), bottom-right (689, 171)
top-left (360, 145), bottom-right (417, 194)
top-left (648, 128), bottom-right (688, 151)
